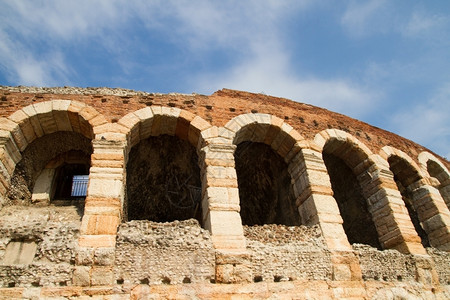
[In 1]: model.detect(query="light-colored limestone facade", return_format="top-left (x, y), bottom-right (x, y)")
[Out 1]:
top-left (0, 86), bottom-right (449, 299)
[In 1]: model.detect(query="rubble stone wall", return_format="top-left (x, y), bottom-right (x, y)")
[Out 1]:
top-left (353, 244), bottom-right (417, 282)
top-left (244, 224), bottom-right (332, 282)
top-left (0, 206), bottom-right (81, 288)
top-left (114, 219), bottom-right (215, 285)
top-left (428, 248), bottom-right (450, 285)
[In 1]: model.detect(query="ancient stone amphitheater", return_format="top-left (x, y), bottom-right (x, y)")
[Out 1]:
top-left (0, 86), bottom-right (449, 299)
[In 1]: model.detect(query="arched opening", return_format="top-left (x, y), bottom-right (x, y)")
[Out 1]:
top-left (235, 141), bottom-right (300, 226)
top-left (322, 143), bottom-right (381, 249)
top-left (7, 131), bottom-right (92, 210)
top-left (388, 156), bottom-right (430, 247)
top-left (426, 160), bottom-right (450, 210)
top-left (126, 134), bottom-right (202, 223)
top-left (1, 130), bottom-right (92, 283)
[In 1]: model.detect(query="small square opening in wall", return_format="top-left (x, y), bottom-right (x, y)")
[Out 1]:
top-left (71, 175), bottom-right (89, 197)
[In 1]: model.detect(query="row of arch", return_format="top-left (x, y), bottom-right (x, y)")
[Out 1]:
top-left (0, 100), bottom-right (449, 254)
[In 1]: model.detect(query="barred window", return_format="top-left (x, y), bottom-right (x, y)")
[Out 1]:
top-left (71, 175), bottom-right (89, 197)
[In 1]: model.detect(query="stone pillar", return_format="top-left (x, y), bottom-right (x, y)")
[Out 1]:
top-left (200, 143), bottom-right (250, 283)
top-left (289, 148), bottom-right (362, 281)
top-left (439, 177), bottom-right (450, 209)
top-left (356, 158), bottom-right (426, 254)
top-left (75, 138), bottom-right (126, 286)
top-left (0, 130), bottom-right (21, 207)
top-left (410, 180), bottom-right (450, 251)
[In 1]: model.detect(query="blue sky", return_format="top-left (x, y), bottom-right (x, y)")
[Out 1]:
top-left (0, 0), bottom-right (449, 159)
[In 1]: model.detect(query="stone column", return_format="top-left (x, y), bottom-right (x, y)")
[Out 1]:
top-left (0, 144), bottom-right (20, 206)
top-left (0, 127), bottom-right (22, 207)
top-left (356, 157), bottom-right (426, 254)
top-left (75, 137), bottom-right (126, 286)
top-left (200, 143), bottom-right (250, 283)
top-left (410, 180), bottom-right (450, 250)
top-left (439, 177), bottom-right (450, 209)
top-left (289, 148), bottom-right (362, 281)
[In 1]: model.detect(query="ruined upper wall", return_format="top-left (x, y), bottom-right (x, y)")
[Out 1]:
top-left (0, 85), bottom-right (447, 168)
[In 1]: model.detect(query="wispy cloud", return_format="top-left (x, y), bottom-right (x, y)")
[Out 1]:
top-left (340, 0), bottom-right (388, 37)
top-left (401, 10), bottom-right (449, 38)
top-left (0, 29), bottom-right (69, 86)
top-left (184, 1), bottom-right (376, 118)
top-left (3, 1), bottom-right (121, 39)
top-left (195, 41), bottom-right (375, 118)
top-left (0, 1), bottom-right (311, 85)
top-left (0, 0), bottom-right (381, 118)
top-left (388, 83), bottom-right (450, 159)
top-left (0, 0), bottom-right (124, 85)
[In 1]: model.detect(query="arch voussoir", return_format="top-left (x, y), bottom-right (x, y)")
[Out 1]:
top-left (382, 146), bottom-right (450, 251)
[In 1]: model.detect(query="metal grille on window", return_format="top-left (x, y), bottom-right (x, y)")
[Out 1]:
top-left (71, 175), bottom-right (89, 197)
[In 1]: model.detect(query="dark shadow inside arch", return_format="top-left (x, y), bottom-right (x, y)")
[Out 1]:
top-left (52, 162), bottom-right (90, 201)
top-left (427, 160), bottom-right (450, 210)
top-left (234, 141), bottom-right (300, 226)
top-left (388, 156), bottom-right (430, 247)
top-left (7, 132), bottom-right (92, 210)
top-left (126, 134), bottom-right (202, 223)
top-left (323, 152), bottom-right (381, 249)
top-left (427, 160), bottom-right (445, 181)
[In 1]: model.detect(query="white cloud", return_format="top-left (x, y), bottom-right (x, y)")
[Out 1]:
top-left (132, 0), bottom-right (315, 52)
top-left (341, 0), bottom-right (388, 37)
top-left (154, 1), bottom-right (377, 118)
top-left (388, 83), bottom-right (450, 159)
top-left (2, 1), bottom-right (121, 40)
top-left (0, 1), bottom-right (314, 86)
top-left (0, 29), bottom-right (69, 86)
top-left (401, 10), bottom-right (448, 38)
top-left (0, 0), bottom-right (124, 85)
top-left (194, 42), bottom-right (375, 118)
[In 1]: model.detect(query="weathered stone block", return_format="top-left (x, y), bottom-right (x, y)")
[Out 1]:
top-left (53, 110), bottom-right (73, 132)
top-left (8, 109), bottom-right (37, 144)
top-left (91, 266), bottom-right (114, 286)
top-left (73, 266), bottom-right (91, 286)
top-left (208, 210), bottom-right (244, 236)
top-left (87, 177), bottom-right (124, 198)
top-left (215, 263), bottom-right (251, 284)
top-left (76, 247), bottom-right (95, 265)
top-left (79, 235), bottom-right (116, 248)
top-left (94, 247), bottom-right (115, 266)
top-left (333, 264), bottom-right (352, 281)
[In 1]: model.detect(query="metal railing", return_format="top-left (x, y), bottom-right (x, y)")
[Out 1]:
top-left (71, 175), bottom-right (89, 197)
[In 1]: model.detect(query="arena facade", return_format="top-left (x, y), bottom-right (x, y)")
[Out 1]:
top-left (0, 86), bottom-right (449, 299)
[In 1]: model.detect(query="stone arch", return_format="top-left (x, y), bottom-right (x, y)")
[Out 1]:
top-left (224, 113), bottom-right (306, 226)
top-left (117, 106), bottom-right (212, 224)
top-left (312, 130), bottom-right (427, 254)
top-left (381, 146), bottom-right (450, 250)
top-left (418, 152), bottom-right (450, 210)
top-left (314, 129), bottom-right (383, 248)
top-left (0, 100), bottom-right (103, 207)
top-left (118, 106), bottom-right (211, 152)
top-left (224, 113), bottom-right (305, 163)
